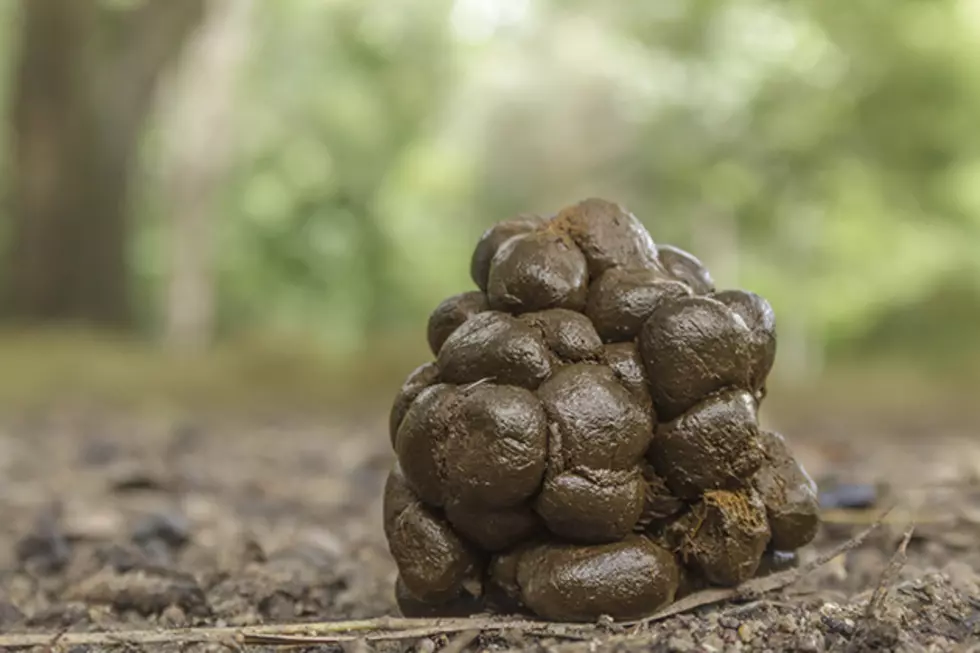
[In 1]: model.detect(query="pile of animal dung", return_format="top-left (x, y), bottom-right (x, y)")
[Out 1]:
top-left (384, 198), bottom-right (820, 622)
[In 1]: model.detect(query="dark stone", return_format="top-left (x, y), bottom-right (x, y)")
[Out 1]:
top-left (817, 482), bottom-right (878, 510)
top-left (0, 596), bottom-right (24, 628)
top-left (131, 512), bottom-right (191, 550)
top-left (16, 508), bottom-right (71, 574)
top-left (756, 549), bottom-right (799, 577)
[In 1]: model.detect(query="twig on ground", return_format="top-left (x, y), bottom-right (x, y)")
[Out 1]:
top-left (847, 523), bottom-right (915, 652)
top-left (0, 506), bottom-right (894, 650)
top-left (0, 618), bottom-right (588, 650)
top-left (440, 629), bottom-right (480, 653)
top-left (820, 508), bottom-right (946, 525)
top-left (865, 524), bottom-right (915, 619)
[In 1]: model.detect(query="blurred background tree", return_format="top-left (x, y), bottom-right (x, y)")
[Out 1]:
top-left (0, 0), bottom-right (977, 408)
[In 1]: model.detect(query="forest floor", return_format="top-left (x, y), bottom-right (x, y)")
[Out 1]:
top-left (0, 397), bottom-right (979, 653)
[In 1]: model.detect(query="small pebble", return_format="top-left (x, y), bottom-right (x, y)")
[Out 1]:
top-left (417, 637), bottom-right (437, 653)
top-left (0, 596), bottom-right (24, 627)
top-left (777, 614), bottom-right (798, 633)
top-left (817, 482), bottom-right (877, 510)
top-left (16, 510), bottom-right (71, 573)
top-left (718, 615), bottom-right (740, 629)
top-left (798, 632), bottom-right (825, 652)
top-left (737, 623), bottom-right (753, 642)
top-left (666, 636), bottom-right (695, 652)
top-left (131, 512), bottom-right (191, 549)
top-left (701, 634), bottom-right (725, 651)
top-left (110, 467), bottom-right (172, 493)
top-left (161, 604), bottom-right (187, 627)
top-left (79, 438), bottom-right (119, 466)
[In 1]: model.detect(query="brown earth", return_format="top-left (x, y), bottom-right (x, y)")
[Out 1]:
top-left (1, 402), bottom-right (979, 652)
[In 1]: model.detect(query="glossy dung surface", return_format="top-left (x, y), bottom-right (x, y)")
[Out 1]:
top-left (383, 197), bottom-right (819, 622)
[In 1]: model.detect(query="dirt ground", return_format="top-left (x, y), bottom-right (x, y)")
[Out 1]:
top-left (1, 402), bottom-right (979, 652)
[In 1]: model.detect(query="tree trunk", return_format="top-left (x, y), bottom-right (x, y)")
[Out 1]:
top-left (160, 0), bottom-right (253, 352)
top-left (4, 0), bottom-right (204, 329)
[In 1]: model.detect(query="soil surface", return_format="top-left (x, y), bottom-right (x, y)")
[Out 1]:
top-left (1, 404), bottom-right (979, 652)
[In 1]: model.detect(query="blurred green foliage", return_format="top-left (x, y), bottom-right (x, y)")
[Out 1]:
top-left (4, 0), bottom-right (980, 383)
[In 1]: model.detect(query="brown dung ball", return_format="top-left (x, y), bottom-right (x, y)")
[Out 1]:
top-left (383, 197), bottom-right (819, 623)
top-left (388, 362), bottom-right (440, 447)
top-left (679, 489), bottom-right (771, 586)
top-left (650, 389), bottom-right (764, 500)
top-left (519, 308), bottom-right (604, 365)
top-left (383, 466), bottom-right (483, 602)
top-left (471, 215), bottom-right (547, 291)
top-left (437, 311), bottom-right (552, 389)
top-left (603, 341), bottom-right (654, 417)
top-left (427, 291), bottom-right (490, 356)
top-left (586, 268), bottom-right (692, 343)
top-left (752, 430), bottom-right (820, 551)
top-left (395, 575), bottom-right (483, 617)
top-left (515, 536), bottom-right (680, 621)
top-left (444, 384), bottom-right (548, 508)
top-left (755, 549), bottom-right (799, 577)
top-left (534, 364), bottom-right (651, 542)
top-left (639, 295), bottom-right (755, 420)
top-left (445, 501), bottom-right (541, 552)
top-left (487, 229), bottom-right (589, 314)
top-left (395, 382), bottom-right (549, 510)
top-left (537, 364), bottom-right (652, 472)
top-left (552, 198), bottom-right (663, 277)
top-left (658, 244), bottom-right (715, 294)
top-left (534, 467), bottom-right (646, 543)
top-left (394, 384), bottom-right (457, 506)
top-left (712, 289), bottom-right (777, 395)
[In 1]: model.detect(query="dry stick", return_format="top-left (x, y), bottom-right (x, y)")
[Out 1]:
top-left (0, 619), bottom-right (573, 650)
top-left (820, 508), bottom-right (946, 526)
top-left (440, 629), bottom-right (481, 653)
top-left (237, 621), bottom-right (587, 647)
top-left (0, 507), bottom-right (894, 650)
top-left (847, 523), bottom-right (916, 652)
top-left (864, 524), bottom-right (915, 618)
